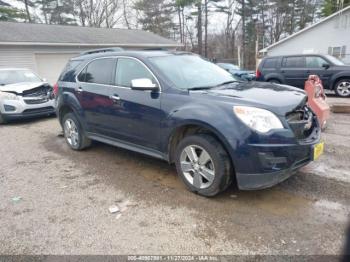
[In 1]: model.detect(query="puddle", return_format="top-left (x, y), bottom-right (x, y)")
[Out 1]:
top-left (303, 162), bottom-right (350, 183)
top-left (312, 199), bottom-right (350, 222)
top-left (236, 190), bottom-right (312, 216)
top-left (137, 165), bottom-right (183, 190)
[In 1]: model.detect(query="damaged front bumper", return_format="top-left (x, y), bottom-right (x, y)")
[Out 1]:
top-left (236, 144), bottom-right (313, 190)
top-left (0, 96), bottom-right (56, 121)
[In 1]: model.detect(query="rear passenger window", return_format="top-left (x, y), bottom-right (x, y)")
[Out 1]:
top-left (263, 58), bottom-right (278, 68)
top-left (59, 60), bottom-right (82, 82)
top-left (282, 57), bottom-right (305, 68)
top-left (79, 58), bottom-right (116, 85)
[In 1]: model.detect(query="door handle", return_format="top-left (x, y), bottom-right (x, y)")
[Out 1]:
top-left (76, 87), bottom-right (83, 93)
top-left (109, 95), bottom-right (121, 101)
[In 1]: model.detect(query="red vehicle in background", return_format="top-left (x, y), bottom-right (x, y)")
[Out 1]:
top-left (304, 75), bottom-right (330, 130)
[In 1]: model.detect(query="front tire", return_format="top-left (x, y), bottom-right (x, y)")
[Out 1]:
top-left (334, 79), bottom-right (350, 97)
top-left (174, 134), bottom-right (232, 197)
top-left (62, 113), bottom-right (91, 150)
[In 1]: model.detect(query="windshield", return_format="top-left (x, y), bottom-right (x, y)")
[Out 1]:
top-left (324, 55), bottom-right (345, 66)
top-left (149, 55), bottom-right (236, 90)
top-left (0, 70), bottom-right (42, 86)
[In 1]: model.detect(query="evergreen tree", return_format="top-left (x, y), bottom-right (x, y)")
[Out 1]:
top-left (37, 0), bottom-right (76, 25)
top-left (0, 0), bottom-right (26, 21)
top-left (134, 0), bottom-right (175, 38)
top-left (322, 0), bottom-right (350, 16)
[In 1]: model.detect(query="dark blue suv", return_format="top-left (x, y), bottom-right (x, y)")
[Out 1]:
top-left (56, 50), bottom-right (323, 197)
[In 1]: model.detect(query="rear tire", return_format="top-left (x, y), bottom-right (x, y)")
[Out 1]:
top-left (174, 134), bottom-right (232, 197)
top-left (62, 113), bottom-right (91, 150)
top-left (268, 79), bottom-right (281, 84)
top-left (334, 79), bottom-right (350, 97)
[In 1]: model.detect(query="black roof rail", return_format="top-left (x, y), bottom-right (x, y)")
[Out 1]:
top-left (80, 47), bottom-right (124, 56)
top-left (141, 47), bottom-right (167, 51)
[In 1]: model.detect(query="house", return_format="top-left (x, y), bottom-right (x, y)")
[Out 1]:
top-left (0, 22), bottom-right (181, 84)
top-left (260, 6), bottom-right (350, 64)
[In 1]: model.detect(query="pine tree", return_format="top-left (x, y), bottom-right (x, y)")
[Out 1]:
top-left (134, 0), bottom-right (175, 38)
top-left (322, 0), bottom-right (350, 16)
top-left (0, 1), bottom-right (26, 21)
top-left (37, 0), bottom-right (76, 25)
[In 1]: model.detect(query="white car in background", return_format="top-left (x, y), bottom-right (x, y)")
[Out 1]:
top-left (0, 68), bottom-right (56, 124)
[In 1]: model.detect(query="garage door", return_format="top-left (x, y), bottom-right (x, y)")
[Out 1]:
top-left (35, 53), bottom-right (79, 84)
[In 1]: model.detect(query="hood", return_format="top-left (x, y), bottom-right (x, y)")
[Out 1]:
top-left (0, 82), bottom-right (48, 94)
top-left (192, 81), bottom-right (307, 116)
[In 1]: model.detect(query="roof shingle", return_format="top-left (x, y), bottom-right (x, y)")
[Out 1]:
top-left (0, 22), bottom-right (181, 47)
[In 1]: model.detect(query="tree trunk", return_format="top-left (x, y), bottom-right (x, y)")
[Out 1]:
top-left (241, 0), bottom-right (245, 68)
top-left (182, 8), bottom-right (186, 48)
top-left (204, 0), bottom-right (208, 57)
top-left (24, 0), bottom-right (31, 22)
top-left (123, 0), bottom-right (130, 29)
top-left (178, 7), bottom-right (183, 43)
top-left (197, 0), bottom-right (203, 55)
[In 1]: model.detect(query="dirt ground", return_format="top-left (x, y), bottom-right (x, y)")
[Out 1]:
top-left (0, 105), bottom-right (349, 255)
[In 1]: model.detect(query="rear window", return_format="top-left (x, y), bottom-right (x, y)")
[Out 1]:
top-left (78, 58), bottom-right (116, 85)
top-left (263, 58), bottom-right (278, 68)
top-left (59, 60), bottom-right (82, 82)
top-left (282, 57), bottom-right (305, 68)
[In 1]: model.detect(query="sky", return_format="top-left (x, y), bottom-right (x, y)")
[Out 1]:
top-left (3, 0), bottom-right (238, 34)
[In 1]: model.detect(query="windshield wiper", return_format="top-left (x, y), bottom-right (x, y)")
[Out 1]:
top-left (214, 80), bottom-right (239, 88)
top-left (187, 86), bottom-right (215, 91)
top-left (188, 81), bottom-right (238, 91)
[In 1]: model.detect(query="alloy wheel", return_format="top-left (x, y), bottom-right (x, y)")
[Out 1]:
top-left (336, 81), bottom-right (350, 97)
top-left (64, 118), bottom-right (79, 147)
top-left (180, 145), bottom-right (215, 189)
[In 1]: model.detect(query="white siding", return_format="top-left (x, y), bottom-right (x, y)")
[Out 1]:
top-left (35, 53), bottom-right (79, 84)
top-left (0, 44), bottom-right (177, 84)
top-left (0, 48), bottom-right (36, 71)
top-left (266, 9), bottom-right (350, 64)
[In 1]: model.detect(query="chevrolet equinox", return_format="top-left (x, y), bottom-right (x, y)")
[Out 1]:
top-left (56, 50), bottom-right (323, 197)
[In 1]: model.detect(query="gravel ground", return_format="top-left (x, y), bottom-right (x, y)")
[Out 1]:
top-left (0, 110), bottom-right (349, 255)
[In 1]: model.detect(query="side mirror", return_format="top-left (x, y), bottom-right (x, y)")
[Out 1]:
top-left (131, 78), bottom-right (158, 91)
top-left (322, 63), bottom-right (330, 69)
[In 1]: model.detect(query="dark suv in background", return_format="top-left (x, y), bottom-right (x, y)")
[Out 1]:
top-left (56, 50), bottom-right (322, 197)
top-left (256, 54), bottom-right (350, 97)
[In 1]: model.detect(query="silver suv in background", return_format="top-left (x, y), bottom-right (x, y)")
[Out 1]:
top-left (0, 68), bottom-right (55, 124)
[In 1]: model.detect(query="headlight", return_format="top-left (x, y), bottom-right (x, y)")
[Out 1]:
top-left (0, 91), bottom-right (19, 100)
top-left (233, 106), bottom-right (283, 133)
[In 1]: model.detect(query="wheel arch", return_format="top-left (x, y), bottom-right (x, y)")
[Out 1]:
top-left (331, 75), bottom-right (350, 90)
top-left (264, 73), bottom-right (283, 83)
top-left (167, 121), bottom-right (235, 171)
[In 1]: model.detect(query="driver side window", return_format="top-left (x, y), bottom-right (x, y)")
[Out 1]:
top-left (115, 58), bottom-right (156, 87)
top-left (306, 56), bottom-right (327, 68)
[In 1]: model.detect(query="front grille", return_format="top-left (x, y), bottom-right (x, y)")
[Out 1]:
top-left (22, 107), bottom-right (55, 115)
top-left (24, 97), bottom-right (50, 105)
top-left (286, 105), bottom-right (318, 141)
